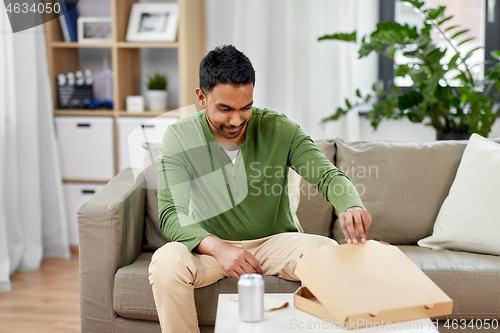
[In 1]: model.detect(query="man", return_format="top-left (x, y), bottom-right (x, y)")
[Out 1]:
top-left (148, 45), bottom-right (372, 333)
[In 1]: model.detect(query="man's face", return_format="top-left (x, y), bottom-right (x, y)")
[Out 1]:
top-left (197, 83), bottom-right (253, 141)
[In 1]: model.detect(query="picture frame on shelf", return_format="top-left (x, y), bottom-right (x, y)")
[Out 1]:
top-left (77, 17), bottom-right (112, 43)
top-left (125, 3), bottom-right (179, 42)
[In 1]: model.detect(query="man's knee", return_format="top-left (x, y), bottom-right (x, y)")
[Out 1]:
top-left (149, 242), bottom-right (192, 283)
top-left (299, 234), bottom-right (338, 251)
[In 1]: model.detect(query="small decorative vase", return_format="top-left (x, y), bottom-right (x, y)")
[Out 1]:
top-left (146, 90), bottom-right (168, 111)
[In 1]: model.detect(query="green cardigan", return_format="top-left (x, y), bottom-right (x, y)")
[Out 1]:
top-left (158, 107), bottom-right (365, 252)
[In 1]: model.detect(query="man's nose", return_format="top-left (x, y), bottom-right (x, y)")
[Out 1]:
top-left (228, 113), bottom-right (244, 127)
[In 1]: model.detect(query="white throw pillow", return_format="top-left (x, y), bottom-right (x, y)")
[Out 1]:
top-left (417, 133), bottom-right (500, 256)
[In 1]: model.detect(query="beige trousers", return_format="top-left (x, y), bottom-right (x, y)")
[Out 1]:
top-left (148, 232), bottom-right (338, 333)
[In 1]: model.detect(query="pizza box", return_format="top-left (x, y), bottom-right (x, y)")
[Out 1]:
top-left (294, 240), bottom-right (453, 329)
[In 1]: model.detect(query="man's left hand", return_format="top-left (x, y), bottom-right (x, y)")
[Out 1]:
top-left (338, 206), bottom-right (372, 244)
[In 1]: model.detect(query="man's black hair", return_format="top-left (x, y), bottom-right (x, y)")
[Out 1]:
top-left (199, 45), bottom-right (255, 94)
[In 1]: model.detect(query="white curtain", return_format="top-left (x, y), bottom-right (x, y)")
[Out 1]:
top-left (0, 7), bottom-right (70, 292)
top-left (206, 0), bottom-right (379, 141)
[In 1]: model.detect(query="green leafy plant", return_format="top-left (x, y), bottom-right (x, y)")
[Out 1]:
top-left (148, 73), bottom-right (168, 90)
top-left (319, 0), bottom-right (500, 137)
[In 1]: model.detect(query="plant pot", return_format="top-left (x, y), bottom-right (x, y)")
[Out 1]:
top-left (146, 90), bottom-right (168, 111)
top-left (436, 131), bottom-right (470, 141)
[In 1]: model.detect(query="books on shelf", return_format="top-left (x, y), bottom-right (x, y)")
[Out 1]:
top-left (58, 0), bottom-right (79, 42)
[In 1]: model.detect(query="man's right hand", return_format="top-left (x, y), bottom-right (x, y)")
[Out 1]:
top-left (196, 235), bottom-right (264, 280)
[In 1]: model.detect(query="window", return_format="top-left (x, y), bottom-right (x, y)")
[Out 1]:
top-left (379, 0), bottom-right (500, 90)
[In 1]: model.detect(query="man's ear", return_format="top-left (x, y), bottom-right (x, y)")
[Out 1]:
top-left (195, 88), bottom-right (206, 109)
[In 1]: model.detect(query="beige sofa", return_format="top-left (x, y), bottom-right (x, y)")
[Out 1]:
top-left (78, 137), bottom-right (500, 333)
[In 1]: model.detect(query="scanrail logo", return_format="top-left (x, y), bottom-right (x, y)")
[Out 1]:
top-left (130, 105), bottom-right (249, 226)
top-left (129, 105), bottom-right (365, 226)
top-left (2, 1), bottom-right (78, 33)
top-left (290, 318), bottom-right (440, 330)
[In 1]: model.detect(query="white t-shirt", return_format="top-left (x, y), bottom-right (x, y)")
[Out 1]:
top-left (224, 148), bottom-right (239, 164)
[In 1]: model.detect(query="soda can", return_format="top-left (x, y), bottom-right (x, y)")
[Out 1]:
top-left (238, 273), bottom-right (264, 322)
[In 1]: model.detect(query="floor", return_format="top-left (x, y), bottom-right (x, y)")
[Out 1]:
top-left (0, 247), bottom-right (80, 333)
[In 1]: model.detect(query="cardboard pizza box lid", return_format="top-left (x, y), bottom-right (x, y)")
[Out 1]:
top-left (294, 240), bottom-right (453, 329)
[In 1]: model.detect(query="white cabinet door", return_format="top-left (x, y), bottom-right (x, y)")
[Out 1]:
top-left (118, 116), bottom-right (178, 170)
top-left (55, 116), bottom-right (114, 180)
top-left (63, 183), bottom-right (106, 246)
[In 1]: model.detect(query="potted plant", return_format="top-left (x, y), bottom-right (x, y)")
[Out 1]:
top-left (319, 0), bottom-right (500, 139)
top-left (145, 73), bottom-right (168, 111)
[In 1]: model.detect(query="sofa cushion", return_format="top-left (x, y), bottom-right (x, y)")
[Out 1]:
top-left (296, 139), bottom-right (336, 237)
top-left (397, 245), bottom-right (500, 320)
top-left (332, 137), bottom-right (500, 245)
top-left (141, 144), bottom-right (169, 251)
top-left (113, 252), bottom-right (301, 325)
top-left (116, 247), bottom-right (500, 324)
top-left (418, 134), bottom-right (500, 256)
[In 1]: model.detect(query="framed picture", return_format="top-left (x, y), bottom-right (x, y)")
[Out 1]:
top-left (77, 17), bottom-right (112, 43)
top-left (126, 3), bottom-right (179, 42)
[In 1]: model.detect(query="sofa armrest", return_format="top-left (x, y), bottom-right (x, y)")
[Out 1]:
top-left (77, 168), bottom-right (146, 333)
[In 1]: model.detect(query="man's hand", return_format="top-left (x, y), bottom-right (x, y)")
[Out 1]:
top-left (196, 235), bottom-right (264, 280)
top-left (339, 206), bottom-right (372, 244)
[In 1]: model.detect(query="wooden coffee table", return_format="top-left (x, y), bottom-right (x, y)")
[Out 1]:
top-left (214, 293), bottom-right (440, 333)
